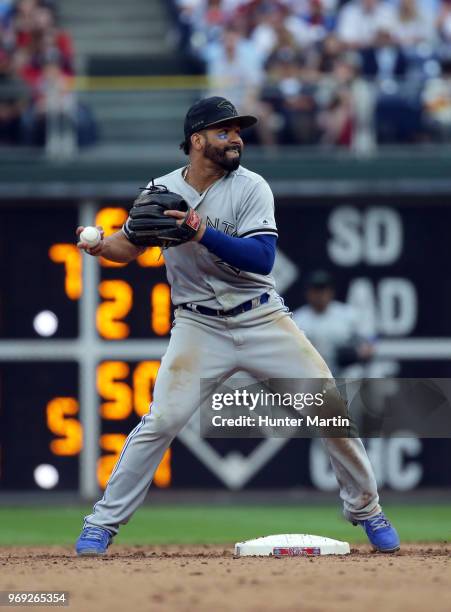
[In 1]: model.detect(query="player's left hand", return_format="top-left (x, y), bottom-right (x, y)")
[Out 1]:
top-left (164, 210), bottom-right (206, 242)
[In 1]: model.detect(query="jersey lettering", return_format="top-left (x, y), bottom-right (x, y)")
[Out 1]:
top-left (206, 216), bottom-right (236, 236)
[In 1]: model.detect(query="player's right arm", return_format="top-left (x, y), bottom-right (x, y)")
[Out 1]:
top-left (76, 226), bottom-right (145, 263)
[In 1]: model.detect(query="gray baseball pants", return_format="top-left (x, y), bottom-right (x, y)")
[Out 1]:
top-left (85, 293), bottom-right (380, 535)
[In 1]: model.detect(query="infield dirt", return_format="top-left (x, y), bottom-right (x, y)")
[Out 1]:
top-left (0, 544), bottom-right (449, 612)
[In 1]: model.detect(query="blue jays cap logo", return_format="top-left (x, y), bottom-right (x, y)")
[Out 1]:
top-left (183, 96), bottom-right (257, 140)
top-left (216, 100), bottom-right (238, 116)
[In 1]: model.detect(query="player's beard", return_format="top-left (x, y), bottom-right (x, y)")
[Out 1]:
top-left (203, 141), bottom-right (242, 171)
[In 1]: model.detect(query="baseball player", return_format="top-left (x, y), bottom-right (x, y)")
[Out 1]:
top-left (75, 96), bottom-right (400, 556)
top-left (293, 270), bottom-right (375, 376)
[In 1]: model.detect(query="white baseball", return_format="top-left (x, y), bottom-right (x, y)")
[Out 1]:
top-left (80, 226), bottom-right (101, 248)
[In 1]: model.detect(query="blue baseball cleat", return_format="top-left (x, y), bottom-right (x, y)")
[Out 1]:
top-left (357, 512), bottom-right (400, 553)
top-left (75, 526), bottom-right (112, 556)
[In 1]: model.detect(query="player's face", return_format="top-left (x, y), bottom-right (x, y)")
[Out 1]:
top-left (306, 287), bottom-right (334, 312)
top-left (202, 124), bottom-right (243, 171)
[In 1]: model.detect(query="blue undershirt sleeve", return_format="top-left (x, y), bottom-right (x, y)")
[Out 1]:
top-left (199, 227), bottom-right (277, 275)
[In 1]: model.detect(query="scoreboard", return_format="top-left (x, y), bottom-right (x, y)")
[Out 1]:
top-left (1, 195), bottom-right (451, 496)
top-left (0, 202), bottom-right (171, 494)
top-left (0, 205), bottom-right (171, 340)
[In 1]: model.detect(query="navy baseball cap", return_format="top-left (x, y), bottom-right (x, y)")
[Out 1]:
top-left (307, 270), bottom-right (334, 289)
top-left (183, 96), bottom-right (257, 140)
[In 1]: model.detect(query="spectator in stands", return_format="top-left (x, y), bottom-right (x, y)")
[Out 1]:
top-left (0, 0), bottom-right (14, 28)
top-left (263, 48), bottom-right (320, 144)
top-left (197, 0), bottom-right (230, 47)
top-left (205, 24), bottom-right (277, 143)
top-left (359, 28), bottom-right (408, 79)
top-left (422, 58), bottom-right (451, 139)
top-left (204, 0), bottom-right (228, 27)
top-left (250, 1), bottom-right (329, 59)
top-left (395, 0), bottom-right (435, 53)
top-left (282, 0), bottom-right (338, 17)
top-left (32, 6), bottom-right (73, 72)
top-left (337, 0), bottom-right (397, 50)
top-left (312, 33), bottom-right (344, 74)
top-left (317, 87), bottom-right (354, 145)
top-left (21, 49), bottom-right (75, 146)
top-left (171, 0), bottom-right (199, 51)
top-left (317, 55), bottom-right (358, 146)
top-left (21, 49), bottom-right (97, 149)
top-left (0, 2), bottom-right (15, 53)
top-left (293, 270), bottom-right (375, 376)
top-left (12, 0), bottom-right (38, 49)
top-left (251, 3), bottom-right (292, 62)
top-left (0, 46), bottom-right (29, 143)
top-left (288, 0), bottom-right (336, 46)
top-left (15, 4), bottom-right (73, 89)
top-left (176, 0), bottom-right (248, 53)
top-left (437, 0), bottom-right (451, 53)
top-left (205, 25), bottom-right (263, 106)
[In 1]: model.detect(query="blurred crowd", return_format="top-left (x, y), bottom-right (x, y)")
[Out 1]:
top-left (174, 0), bottom-right (451, 146)
top-left (0, 0), bottom-right (96, 148)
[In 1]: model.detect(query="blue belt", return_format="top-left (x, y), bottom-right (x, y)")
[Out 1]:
top-left (181, 292), bottom-right (270, 317)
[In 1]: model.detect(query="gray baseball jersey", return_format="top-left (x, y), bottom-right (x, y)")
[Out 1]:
top-left (146, 165), bottom-right (278, 310)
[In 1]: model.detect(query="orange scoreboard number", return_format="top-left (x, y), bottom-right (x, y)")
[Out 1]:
top-left (48, 244), bottom-right (82, 300)
top-left (96, 360), bottom-right (171, 489)
top-left (46, 397), bottom-right (83, 456)
top-left (48, 206), bottom-right (172, 338)
top-left (95, 207), bottom-right (171, 339)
